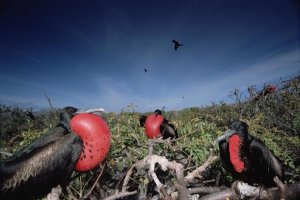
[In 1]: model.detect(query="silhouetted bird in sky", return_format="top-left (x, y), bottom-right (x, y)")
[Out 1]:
top-left (172, 39), bottom-right (183, 50)
top-left (144, 68), bottom-right (147, 73)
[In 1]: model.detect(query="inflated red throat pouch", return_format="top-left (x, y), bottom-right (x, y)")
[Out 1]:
top-left (145, 114), bottom-right (164, 139)
top-left (71, 113), bottom-right (111, 171)
top-left (228, 134), bottom-right (245, 173)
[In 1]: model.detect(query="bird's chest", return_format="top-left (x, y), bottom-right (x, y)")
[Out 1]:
top-left (228, 135), bottom-right (250, 173)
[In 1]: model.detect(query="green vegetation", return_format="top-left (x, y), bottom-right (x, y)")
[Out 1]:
top-left (0, 76), bottom-right (299, 199)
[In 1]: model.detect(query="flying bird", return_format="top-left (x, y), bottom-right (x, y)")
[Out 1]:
top-left (140, 109), bottom-right (178, 140)
top-left (172, 39), bottom-right (183, 51)
top-left (144, 68), bottom-right (147, 73)
top-left (0, 107), bottom-right (110, 200)
top-left (215, 120), bottom-right (284, 187)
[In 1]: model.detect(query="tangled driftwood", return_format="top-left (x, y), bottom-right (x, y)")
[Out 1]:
top-left (46, 138), bottom-right (299, 200)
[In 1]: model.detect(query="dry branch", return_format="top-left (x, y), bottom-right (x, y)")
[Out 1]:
top-left (43, 91), bottom-right (54, 111)
top-left (102, 190), bottom-right (137, 200)
top-left (185, 154), bottom-right (218, 183)
top-left (199, 188), bottom-right (232, 200)
top-left (66, 186), bottom-right (77, 200)
top-left (199, 179), bottom-right (300, 200)
top-left (122, 154), bottom-right (189, 200)
top-left (120, 147), bottom-right (222, 200)
top-left (47, 185), bottom-right (62, 200)
top-left (0, 151), bottom-right (12, 157)
top-left (188, 186), bottom-right (227, 195)
top-left (79, 163), bottom-right (106, 200)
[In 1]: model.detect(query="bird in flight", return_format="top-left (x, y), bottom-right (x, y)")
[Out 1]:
top-left (172, 39), bottom-right (183, 50)
top-left (144, 68), bottom-right (147, 73)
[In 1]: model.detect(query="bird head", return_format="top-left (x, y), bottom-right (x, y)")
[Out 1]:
top-left (70, 108), bottom-right (111, 172)
top-left (63, 106), bottom-right (79, 116)
top-left (154, 109), bottom-right (162, 116)
top-left (214, 129), bottom-right (236, 145)
top-left (214, 120), bottom-right (249, 145)
top-left (228, 120), bottom-right (249, 136)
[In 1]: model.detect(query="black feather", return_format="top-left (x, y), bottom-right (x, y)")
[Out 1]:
top-left (0, 107), bottom-right (83, 200)
top-left (218, 120), bottom-right (284, 187)
top-left (139, 115), bottom-right (147, 127)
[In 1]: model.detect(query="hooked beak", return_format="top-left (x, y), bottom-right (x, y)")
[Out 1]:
top-left (214, 129), bottom-right (236, 145)
top-left (76, 108), bottom-right (105, 115)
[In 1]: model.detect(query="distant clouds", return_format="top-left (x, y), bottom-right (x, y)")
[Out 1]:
top-left (1, 47), bottom-right (298, 112)
top-left (0, 1), bottom-right (299, 112)
top-left (0, 74), bottom-right (97, 109)
top-left (89, 48), bottom-right (299, 112)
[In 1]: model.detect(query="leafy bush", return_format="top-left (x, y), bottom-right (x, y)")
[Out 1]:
top-left (0, 76), bottom-right (299, 198)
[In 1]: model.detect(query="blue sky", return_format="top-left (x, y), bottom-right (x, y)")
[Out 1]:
top-left (0, 0), bottom-right (299, 112)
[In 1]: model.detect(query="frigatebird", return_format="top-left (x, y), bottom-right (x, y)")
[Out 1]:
top-left (0, 107), bottom-right (109, 200)
top-left (140, 109), bottom-right (178, 140)
top-left (215, 120), bottom-right (284, 187)
top-left (254, 84), bottom-right (277, 101)
top-left (172, 39), bottom-right (183, 51)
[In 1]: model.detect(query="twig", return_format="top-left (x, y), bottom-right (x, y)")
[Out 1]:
top-left (274, 176), bottom-right (286, 200)
top-left (199, 188), bottom-right (232, 200)
top-left (0, 151), bottom-right (13, 157)
top-left (188, 186), bottom-right (227, 195)
top-left (66, 186), bottom-right (78, 200)
top-left (121, 164), bottom-right (136, 191)
top-left (102, 190), bottom-right (137, 200)
top-left (200, 180), bottom-right (300, 200)
top-left (202, 179), bottom-right (216, 185)
top-left (122, 154), bottom-right (189, 200)
top-left (43, 91), bottom-right (54, 111)
top-left (185, 153), bottom-right (218, 183)
top-left (79, 163), bottom-right (106, 200)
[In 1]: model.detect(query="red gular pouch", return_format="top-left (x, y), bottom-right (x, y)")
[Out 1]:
top-left (145, 114), bottom-right (164, 139)
top-left (228, 134), bottom-right (245, 173)
top-left (267, 85), bottom-right (276, 92)
top-left (70, 113), bottom-right (111, 171)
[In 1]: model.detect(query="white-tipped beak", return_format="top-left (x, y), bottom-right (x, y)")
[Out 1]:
top-left (76, 108), bottom-right (105, 114)
top-left (214, 129), bottom-right (236, 145)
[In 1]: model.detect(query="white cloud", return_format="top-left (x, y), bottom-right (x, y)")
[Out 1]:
top-left (0, 75), bottom-right (96, 108)
top-left (182, 48), bottom-right (300, 105)
top-left (89, 48), bottom-right (299, 112)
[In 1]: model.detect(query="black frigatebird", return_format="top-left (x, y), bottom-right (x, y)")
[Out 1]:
top-left (0, 107), bottom-right (109, 200)
top-left (215, 120), bottom-right (284, 187)
top-left (140, 109), bottom-right (178, 140)
top-left (172, 39), bottom-right (183, 51)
